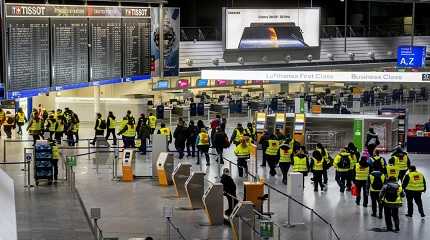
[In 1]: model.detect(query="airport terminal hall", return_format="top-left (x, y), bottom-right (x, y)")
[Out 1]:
top-left (3, 0), bottom-right (430, 239)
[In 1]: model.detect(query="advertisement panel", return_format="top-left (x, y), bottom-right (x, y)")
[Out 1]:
top-left (151, 8), bottom-right (180, 77)
top-left (225, 8), bottom-right (319, 50)
top-left (397, 46), bottom-right (426, 68)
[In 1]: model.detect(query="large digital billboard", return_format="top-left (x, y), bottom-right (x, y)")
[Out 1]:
top-left (223, 8), bottom-right (320, 62)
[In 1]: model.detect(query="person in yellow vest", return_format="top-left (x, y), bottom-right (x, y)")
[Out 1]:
top-left (66, 114), bottom-right (79, 146)
top-left (91, 113), bottom-right (106, 145)
top-left (379, 176), bottom-right (405, 232)
top-left (402, 165), bottom-right (426, 218)
top-left (230, 123), bottom-right (245, 146)
top-left (0, 108), bottom-right (5, 137)
top-left (347, 142), bottom-right (359, 192)
top-left (354, 157), bottom-right (370, 207)
top-left (55, 116), bottom-right (65, 144)
top-left (310, 150), bottom-right (326, 192)
top-left (3, 111), bottom-right (15, 139)
top-left (316, 143), bottom-right (332, 185)
top-left (234, 136), bottom-right (252, 177)
top-left (55, 109), bottom-right (63, 120)
top-left (46, 115), bottom-right (57, 141)
top-left (72, 112), bottom-right (80, 144)
top-left (368, 160), bottom-right (386, 218)
top-left (51, 142), bottom-right (61, 183)
top-left (15, 108), bottom-right (27, 135)
top-left (105, 111), bottom-right (117, 145)
top-left (370, 149), bottom-right (386, 172)
top-left (27, 109), bottom-right (42, 146)
top-left (148, 113), bottom-right (157, 135)
top-left (291, 146), bottom-right (310, 186)
top-left (386, 157), bottom-right (399, 180)
top-left (118, 119), bottom-right (136, 148)
top-left (157, 123), bottom-right (172, 144)
top-left (244, 122), bottom-right (256, 143)
top-left (265, 136), bottom-right (280, 176)
top-left (279, 143), bottom-right (292, 185)
top-left (196, 128), bottom-right (210, 165)
top-left (391, 148), bottom-right (411, 181)
top-left (334, 148), bottom-right (353, 193)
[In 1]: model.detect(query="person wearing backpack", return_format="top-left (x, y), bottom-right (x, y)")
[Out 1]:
top-left (391, 148), bottom-right (411, 182)
top-left (368, 160), bottom-right (385, 218)
top-left (380, 176), bottom-right (405, 232)
top-left (334, 148), bottom-right (352, 193)
top-left (354, 157), bottom-right (370, 207)
top-left (91, 113), bottom-right (105, 145)
top-left (402, 165), bottom-right (426, 218)
top-left (347, 143), bottom-right (360, 192)
top-left (370, 150), bottom-right (386, 173)
top-left (316, 143), bottom-right (332, 185)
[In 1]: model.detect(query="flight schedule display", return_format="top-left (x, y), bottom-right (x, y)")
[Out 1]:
top-left (123, 18), bottom-right (151, 80)
top-left (7, 18), bottom-right (50, 93)
top-left (4, 4), bottom-right (152, 98)
top-left (51, 19), bottom-right (89, 88)
top-left (90, 19), bottom-right (122, 82)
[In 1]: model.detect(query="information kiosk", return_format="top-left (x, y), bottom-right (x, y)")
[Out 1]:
top-left (293, 113), bottom-right (306, 145)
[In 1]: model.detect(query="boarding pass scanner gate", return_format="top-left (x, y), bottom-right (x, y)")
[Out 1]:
top-left (185, 171), bottom-right (206, 209)
top-left (157, 152), bottom-right (174, 186)
top-left (229, 201), bottom-right (255, 240)
top-left (203, 183), bottom-right (224, 225)
top-left (172, 163), bottom-right (192, 197)
top-left (152, 134), bottom-right (168, 177)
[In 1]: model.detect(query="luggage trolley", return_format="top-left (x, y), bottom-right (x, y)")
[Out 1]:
top-left (34, 140), bottom-right (53, 185)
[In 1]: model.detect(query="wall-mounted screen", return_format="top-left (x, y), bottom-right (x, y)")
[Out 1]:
top-left (177, 79), bottom-right (189, 88)
top-left (252, 80), bottom-right (264, 84)
top-left (196, 79), bottom-right (208, 87)
top-left (234, 80), bottom-right (246, 85)
top-left (215, 80), bottom-right (229, 86)
top-left (157, 80), bottom-right (169, 89)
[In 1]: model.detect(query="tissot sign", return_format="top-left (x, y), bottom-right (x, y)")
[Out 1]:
top-left (202, 70), bottom-right (430, 83)
top-left (8, 5), bottom-right (48, 16)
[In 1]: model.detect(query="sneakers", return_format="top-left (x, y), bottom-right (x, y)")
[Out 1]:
top-left (421, 214), bottom-right (426, 218)
top-left (405, 214), bottom-right (412, 218)
top-left (371, 214), bottom-right (377, 217)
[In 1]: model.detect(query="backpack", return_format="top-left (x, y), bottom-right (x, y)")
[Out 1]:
top-left (7, 117), bottom-right (14, 125)
top-left (371, 174), bottom-right (383, 190)
top-left (384, 183), bottom-right (399, 202)
top-left (210, 119), bottom-right (220, 129)
top-left (99, 119), bottom-right (107, 129)
top-left (338, 155), bottom-right (350, 169)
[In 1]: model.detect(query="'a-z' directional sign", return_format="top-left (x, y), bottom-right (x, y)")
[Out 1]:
top-left (397, 46), bottom-right (427, 68)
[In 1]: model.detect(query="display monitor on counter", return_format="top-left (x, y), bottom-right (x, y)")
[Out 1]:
top-left (196, 79), bottom-right (208, 87)
top-left (234, 80), bottom-right (246, 85)
top-left (157, 80), bottom-right (169, 89)
top-left (177, 79), bottom-right (190, 89)
top-left (215, 80), bottom-right (229, 86)
top-left (252, 80), bottom-right (264, 85)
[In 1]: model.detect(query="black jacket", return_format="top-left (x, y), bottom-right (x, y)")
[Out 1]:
top-left (173, 125), bottom-right (189, 148)
top-left (220, 174), bottom-right (236, 195)
top-left (186, 125), bottom-right (199, 142)
top-left (213, 131), bottom-right (228, 148)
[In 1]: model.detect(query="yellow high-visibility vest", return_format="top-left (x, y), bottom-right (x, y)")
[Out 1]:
top-left (386, 164), bottom-right (399, 179)
top-left (279, 148), bottom-right (291, 163)
top-left (234, 144), bottom-right (251, 158)
top-left (108, 117), bottom-right (116, 129)
top-left (198, 132), bottom-right (209, 145)
top-left (17, 112), bottom-right (25, 123)
top-left (265, 140), bottom-right (280, 156)
top-left (405, 171), bottom-right (425, 192)
top-left (355, 163), bottom-right (370, 181)
top-left (312, 158), bottom-right (324, 171)
top-left (123, 124), bottom-right (136, 137)
top-left (148, 116), bottom-right (157, 129)
top-left (292, 156), bottom-right (308, 172)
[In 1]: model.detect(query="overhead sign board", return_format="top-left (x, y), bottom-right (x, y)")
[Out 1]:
top-left (397, 46), bottom-right (426, 68)
top-left (202, 70), bottom-right (430, 83)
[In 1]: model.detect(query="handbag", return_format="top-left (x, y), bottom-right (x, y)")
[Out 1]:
top-left (351, 184), bottom-right (358, 197)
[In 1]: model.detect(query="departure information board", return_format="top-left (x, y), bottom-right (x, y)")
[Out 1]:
top-left (90, 19), bottom-right (122, 82)
top-left (52, 19), bottom-right (89, 88)
top-left (7, 19), bottom-right (50, 93)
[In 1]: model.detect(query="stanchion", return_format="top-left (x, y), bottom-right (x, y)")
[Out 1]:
top-left (3, 139), bottom-right (6, 162)
top-left (310, 211), bottom-right (314, 240)
top-left (87, 139), bottom-right (91, 161)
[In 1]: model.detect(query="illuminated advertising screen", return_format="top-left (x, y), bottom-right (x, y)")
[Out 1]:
top-left (215, 80), bottom-right (229, 86)
top-left (196, 79), bottom-right (208, 87)
top-left (177, 79), bottom-right (189, 88)
top-left (157, 80), bottom-right (169, 89)
top-left (234, 80), bottom-right (246, 85)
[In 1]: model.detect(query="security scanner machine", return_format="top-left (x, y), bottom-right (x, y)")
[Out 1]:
top-left (172, 162), bottom-right (192, 198)
top-left (122, 149), bottom-right (136, 182)
top-left (185, 171), bottom-right (206, 209)
top-left (152, 134), bottom-right (168, 177)
top-left (243, 181), bottom-right (264, 212)
top-left (202, 183), bottom-right (224, 225)
top-left (293, 113), bottom-right (306, 145)
top-left (286, 172), bottom-right (304, 225)
top-left (157, 152), bottom-right (174, 186)
top-left (229, 201), bottom-right (255, 240)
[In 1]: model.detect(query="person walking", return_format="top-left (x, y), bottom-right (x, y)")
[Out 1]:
top-left (196, 128), bottom-right (210, 165)
top-left (72, 112), bottom-right (80, 144)
top-left (380, 176), bottom-right (405, 232)
top-left (118, 119), bottom-right (136, 148)
top-left (27, 110), bottom-right (42, 146)
top-left (173, 120), bottom-right (188, 159)
top-left (347, 143), bottom-right (360, 191)
top-left (386, 157), bottom-right (400, 181)
top-left (106, 111), bottom-right (117, 145)
top-left (51, 142), bottom-right (61, 184)
top-left (259, 130), bottom-right (271, 167)
top-left (334, 148), bottom-right (353, 192)
top-left (234, 137), bottom-right (252, 177)
top-left (210, 114), bottom-right (221, 145)
top-left (291, 146), bottom-right (310, 185)
top-left (278, 143), bottom-right (292, 185)
top-left (148, 113), bottom-right (157, 135)
top-left (138, 120), bottom-right (151, 155)
top-left (354, 156), bottom-right (370, 207)
top-left (316, 143), bottom-right (332, 185)
top-left (403, 165), bottom-right (426, 218)
top-left (391, 148), bottom-right (411, 181)
top-left (3, 111), bottom-right (15, 138)
top-left (15, 108), bottom-right (27, 135)
top-left (158, 123), bottom-right (172, 145)
top-left (369, 160), bottom-right (385, 218)
top-left (230, 123), bottom-right (245, 146)
top-left (244, 122), bottom-right (256, 143)
top-left (186, 120), bottom-right (199, 157)
top-left (365, 128), bottom-right (380, 156)
top-left (54, 116), bottom-right (65, 144)
top-left (0, 108), bottom-right (5, 137)
top-left (213, 126), bottom-right (228, 164)
top-left (46, 115), bottom-right (57, 141)
top-left (265, 135), bottom-right (280, 176)
top-left (310, 150), bottom-right (325, 192)
top-left (91, 113), bottom-right (105, 145)
top-left (220, 168), bottom-right (237, 216)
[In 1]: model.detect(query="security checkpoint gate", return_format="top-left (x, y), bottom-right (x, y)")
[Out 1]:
top-left (152, 134), bottom-right (168, 177)
top-left (202, 183), bottom-right (224, 225)
top-left (229, 201), bottom-right (255, 240)
top-left (185, 171), bottom-right (206, 209)
top-left (157, 152), bottom-right (174, 186)
top-left (172, 162), bottom-right (192, 197)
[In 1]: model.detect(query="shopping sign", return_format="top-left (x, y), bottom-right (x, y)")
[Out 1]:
top-left (397, 46), bottom-right (426, 68)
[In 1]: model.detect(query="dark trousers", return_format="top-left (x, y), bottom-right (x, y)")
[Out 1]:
top-left (261, 148), bottom-right (267, 166)
top-left (49, 131), bottom-right (55, 141)
top-left (266, 154), bottom-right (279, 176)
top-left (197, 145), bottom-right (210, 165)
top-left (55, 131), bottom-right (63, 144)
top-left (237, 158), bottom-right (248, 177)
top-left (216, 147), bottom-right (224, 164)
top-left (105, 128), bottom-right (117, 145)
top-left (17, 122), bottom-right (24, 134)
top-left (74, 131), bottom-right (79, 143)
top-left (313, 171), bottom-right (324, 191)
top-left (123, 136), bottom-right (135, 148)
top-left (370, 191), bottom-right (383, 217)
top-left (279, 162), bottom-right (291, 184)
top-left (406, 190), bottom-right (425, 216)
top-left (66, 132), bottom-right (75, 146)
top-left (139, 137), bottom-right (148, 154)
top-left (367, 144), bottom-right (376, 157)
top-left (335, 171), bottom-right (349, 192)
top-left (323, 168), bottom-right (328, 184)
top-left (384, 206), bottom-right (400, 230)
top-left (186, 140), bottom-right (196, 157)
top-left (399, 170), bottom-right (408, 182)
top-left (92, 130), bottom-right (104, 144)
top-left (355, 180), bottom-right (369, 206)
top-left (3, 126), bottom-right (12, 138)
top-left (51, 159), bottom-right (58, 180)
top-left (176, 146), bottom-right (185, 159)
top-left (225, 193), bottom-right (238, 216)
top-left (32, 134), bottom-right (40, 145)
top-left (346, 169), bottom-right (354, 190)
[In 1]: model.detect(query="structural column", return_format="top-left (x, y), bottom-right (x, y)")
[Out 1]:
top-left (94, 86), bottom-right (101, 115)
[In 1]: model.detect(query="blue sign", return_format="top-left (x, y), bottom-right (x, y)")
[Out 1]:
top-left (196, 79), bottom-right (208, 87)
top-left (234, 80), bottom-right (246, 85)
top-left (397, 46), bottom-right (427, 68)
top-left (7, 87), bottom-right (50, 99)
